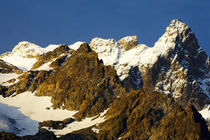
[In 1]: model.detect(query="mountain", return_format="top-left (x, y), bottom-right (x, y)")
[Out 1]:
top-left (0, 19), bottom-right (209, 140)
top-left (90, 19), bottom-right (209, 110)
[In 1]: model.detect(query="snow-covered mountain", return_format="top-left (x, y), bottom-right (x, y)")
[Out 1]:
top-left (90, 19), bottom-right (209, 109)
top-left (0, 19), bottom-right (209, 139)
top-left (0, 41), bottom-right (61, 71)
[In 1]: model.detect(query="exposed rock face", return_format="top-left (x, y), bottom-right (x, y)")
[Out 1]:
top-left (32, 45), bottom-right (71, 70)
top-left (118, 35), bottom-right (138, 51)
top-left (0, 71), bottom-right (38, 97)
top-left (0, 70), bottom-right (52, 97)
top-left (22, 129), bottom-right (57, 140)
top-left (122, 66), bottom-right (142, 91)
top-left (89, 19), bottom-right (209, 110)
top-left (97, 90), bottom-right (209, 139)
top-left (10, 71), bottom-right (38, 94)
top-left (0, 131), bottom-right (19, 140)
top-left (49, 55), bottom-right (68, 70)
top-left (0, 86), bottom-right (7, 97)
top-left (149, 105), bottom-right (209, 140)
top-left (139, 19), bottom-right (209, 110)
top-left (152, 19), bottom-right (209, 110)
top-left (59, 128), bottom-right (97, 140)
top-left (28, 70), bottom-right (52, 92)
top-left (0, 60), bottom-right (22, 74)
top-left (39, 118), bottom-right (75, 130)
top-left (35, 43), bottom-right (125, 119)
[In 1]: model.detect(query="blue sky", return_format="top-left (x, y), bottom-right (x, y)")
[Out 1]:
top-left (0, 0), bottom-right (209, 55)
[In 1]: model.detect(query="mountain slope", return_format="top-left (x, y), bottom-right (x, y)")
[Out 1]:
top-left (97, 90), bottom-right (209, 139)
top-left (35, 43), bottom-right (125, 119)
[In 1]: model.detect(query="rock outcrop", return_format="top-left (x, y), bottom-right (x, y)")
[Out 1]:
top-left (0, 71), bottom-right (38, 97)
top-left (32, 45), bottom-right (71, 70)
top-left (152, 19), bottom-right (209, 110)
top-left (39, 118), bottom-right (75, 130)
top-left (35, 43), bottom-right (125, 119)
top-left (0, 60), bottom-right (22, 74)
top-left (28, 70), bottom-right (52, 92)
top-left (118, 35), bottom-right (138, 51)
top-left (0, 131), bottom-right (19, 140)
top-left (97, 90), bottom-right (209, 139)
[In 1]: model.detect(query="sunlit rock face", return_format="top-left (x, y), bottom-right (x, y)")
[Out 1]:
top-left (35, 43), bottom-right (125, 119)
top-left (118, 35), bottom-right (138, 51)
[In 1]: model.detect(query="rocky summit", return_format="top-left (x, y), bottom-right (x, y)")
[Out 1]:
top-left (0, 19), bottom-right (209, 140)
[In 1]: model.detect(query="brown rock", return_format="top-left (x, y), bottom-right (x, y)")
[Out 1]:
top-left (118, 36), bottom-right (138, 51)
top-left (3, 71), bottom-right (39, 96)
top-left (28, 70), bottom-right (52, 92)
top-left (39, 118), bottom-right (75, 130)
top-left (49, 55), bottom-right (68, 70)
top-left (32, 45), bottom-right (71, 69)
top-left (35, 43), bottom-right (125, 119)
top-left (0, 59), bottom-right (22, 74)
top-left (0, 131), bottom-right (19, 140)
top-left (97, 90), bottom-right (209, 139)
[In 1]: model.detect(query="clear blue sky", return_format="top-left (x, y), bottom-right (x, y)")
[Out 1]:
top-left (0, 0), bottom-right (209, 55)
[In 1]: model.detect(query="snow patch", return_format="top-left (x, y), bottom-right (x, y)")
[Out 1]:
top-left (199, 105), bottom-right (210, 120)
top-left (44, 108), bottom-right (109, 137)
top-left (0, 92), bottom-right (77, 122)
top-left (0, 73), bottom-right (21, 86)
top-left (69, 41), bottom-right (85, 51)
top-left (0, 41), bottom-right (61, 71)
top-left (91, 127), bottom-right (100, 133)
top-left (12, 41), bottom-right (60, 57)
top-left (0, 102), bottom-right (38, 136)
top-left (90, 37), bottom-right (122, 66)
top-left (1, 55), bottom-right (37, 71)
top-left (35, 61), bottom-right (53, 71)
top-left (0, 92), bottom-right (77, 136)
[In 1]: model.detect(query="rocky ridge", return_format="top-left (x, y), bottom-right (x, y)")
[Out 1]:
top-left (35, 43), bottom-right (125, 119)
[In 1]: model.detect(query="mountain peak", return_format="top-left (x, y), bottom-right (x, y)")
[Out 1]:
top-left (12, 41), bottom-right (41, 53)
top-left (170, 19), bottom-right (188, 30)
top-left (165, 19), bottom-right (193, 44)
top-left (168, 19), bottom-right (190, 34)
top-left (11, 41), bottom-right (44, 58)
top-left (154, 19), bottom-right (195, 53)
top-left (11, 41), bottom-right (62, 59)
